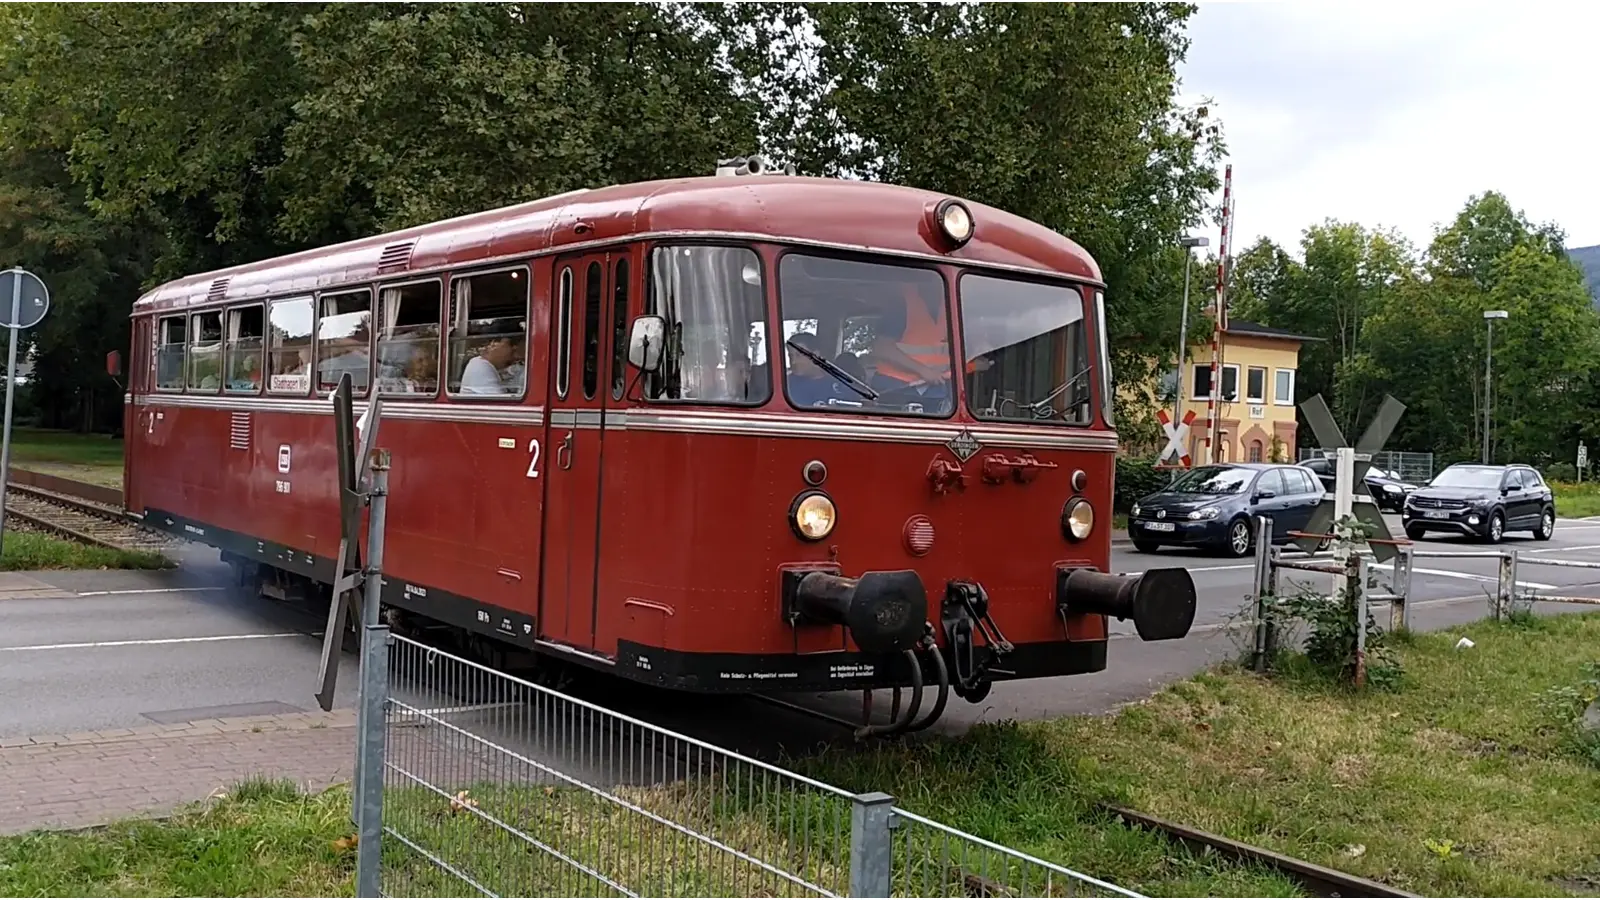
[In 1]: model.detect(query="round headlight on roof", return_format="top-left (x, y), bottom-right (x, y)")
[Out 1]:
top-left (935, 199), bottom-right (974, 246)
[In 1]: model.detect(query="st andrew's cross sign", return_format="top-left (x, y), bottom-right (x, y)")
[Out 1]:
top-left (1290, 393), bottom-right (1407, 563)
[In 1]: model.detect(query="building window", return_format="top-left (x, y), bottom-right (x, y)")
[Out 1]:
top-left (224, 306), bottom-right (265, 393)
top-left (1249, 440), bottom-right (1263, 462)
top-left (316, 289), bottom-right (372, 396)
top-left (448, 268), bottom-right (528, 398)
top-left (267, 296), bottom-right (314, 395)
top-left (155, 315), bottom-right (187, 391)
top-left (1274, 368), bottom-right (1295, 405)
top-left (187, 311), bottom-right (223, 392)
top-left (1247, 366), bottom-right (1266, 404)
top-left (1191, 363), bottom-right (1238, 401)
top-left (376, 280), bottom-right (442, 396)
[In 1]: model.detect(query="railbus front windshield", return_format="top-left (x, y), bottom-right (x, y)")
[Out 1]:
top-left (646, 242), bottom-right (1104, 423)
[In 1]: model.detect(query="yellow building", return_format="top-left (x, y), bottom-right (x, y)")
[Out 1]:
top-left (1129, 320), bottom-right (1319, 466)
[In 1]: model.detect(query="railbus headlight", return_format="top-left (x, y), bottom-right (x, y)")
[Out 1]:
top-left (792, 491), bottom-right (837, 541)
top-left (1062, 498), bottom-right (1094, 541)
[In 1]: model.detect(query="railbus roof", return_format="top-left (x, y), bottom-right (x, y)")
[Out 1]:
top-left (131, 175), bottom-right (1101, 315)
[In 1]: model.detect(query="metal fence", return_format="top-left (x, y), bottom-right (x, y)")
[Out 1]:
top-left (1298, 448), bottom-right (1434, 484)
top-left (351, 628), bottom-right (1139, 898)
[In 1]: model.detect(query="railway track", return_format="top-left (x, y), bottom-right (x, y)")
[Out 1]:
top-left (3, 482), bottom-right (177, 556)
top-left (1102, 804), bottom-right (1419, 898)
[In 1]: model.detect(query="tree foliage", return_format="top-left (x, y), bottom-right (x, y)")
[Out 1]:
top-left (1234, 192), bottom-right (1600, 467)
top-left (0, 1), bottom-right (1225, 439)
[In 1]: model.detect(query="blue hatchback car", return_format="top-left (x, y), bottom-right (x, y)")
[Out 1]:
top-left (1127, 462), bottom-right (1325, 557)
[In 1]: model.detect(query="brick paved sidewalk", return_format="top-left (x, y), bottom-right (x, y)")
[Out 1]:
top-left (0, 709), bottom-right (358, 835)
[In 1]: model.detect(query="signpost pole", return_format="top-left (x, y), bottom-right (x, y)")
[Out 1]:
top-left (0, 271), bottom-right (27, 558)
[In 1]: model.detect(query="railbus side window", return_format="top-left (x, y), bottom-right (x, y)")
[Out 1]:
top-left (316, 288), bottom-right (372, 397)
top-left (610, 258), bottom-right (630, 400)
top-left (447, 267), bottom-right (529, 399)
top-left (187, 311), bottom-right (224, 393)
top-left (224, 305), bottom-right (265, 394)
top-left (266, 296), bottom-right (315, 395)
top-left (581, 261), bottom-right (603, 400)
top-left (646, 245), bottom-right (769, 404)
top-left (376, 280), bottom-right (442, 396)
top-left (155, 315), bottom-right (187, 391)
top-left (554, 268), bottom-right (572, 399)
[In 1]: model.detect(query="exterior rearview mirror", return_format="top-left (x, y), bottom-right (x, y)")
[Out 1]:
top-left (628, 315), bottom-right (665, 373)
top-left (106, 350), bottom-right (122, 377)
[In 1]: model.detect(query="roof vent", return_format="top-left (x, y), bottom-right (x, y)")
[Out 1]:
top-left (377, 241), bottom-right (416, 273)
top-left (206, 278), bottom-right (231, 302)
top-left (715, 154), bottom-right (797, 177)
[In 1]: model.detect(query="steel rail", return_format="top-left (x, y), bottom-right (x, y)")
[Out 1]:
top-left (1102, 804), bottom-right (1420, 898)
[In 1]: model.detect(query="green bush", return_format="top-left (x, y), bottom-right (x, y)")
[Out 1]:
top-left (1114, 456), bottom-right (1171, 512)
top-left (1545, 461), bottom-right (1578, 483)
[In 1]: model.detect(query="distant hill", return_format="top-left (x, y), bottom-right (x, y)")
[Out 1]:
top-left (1573, 244), bottom-right (1600, 306)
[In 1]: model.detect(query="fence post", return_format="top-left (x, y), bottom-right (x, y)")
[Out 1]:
top-left (1263, 546), bottom-right (1281, 661)
top-left (1506, 548), bottom-right (1521, 617)
top-left (1251, 515), bottom-right (1274, 672)
top-left (849, 792), bottom-right (895, 897)
top-left (1391, 545), bottom-right (1413, 632)
top-left (1352, 554), bottom-right (1368, 689)
top-left (354, 623), bottom-right (390, 898)
top-left (1495, 550), bottom-right (1515, 620)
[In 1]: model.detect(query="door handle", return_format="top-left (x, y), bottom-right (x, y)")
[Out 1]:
top-left (556, 431), bottom-right (574, 470)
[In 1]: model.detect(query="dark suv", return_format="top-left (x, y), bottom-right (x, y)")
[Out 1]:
top-left (1401, 463), bottom-right (1555, 543)
top-left (1300, 456), bottom-right (1418, 512)
top-left (1127, 462), bottom-right (1324, 557)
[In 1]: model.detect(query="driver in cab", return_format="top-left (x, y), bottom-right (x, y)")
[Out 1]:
top-left (864, 284), bottom-right (991, 406)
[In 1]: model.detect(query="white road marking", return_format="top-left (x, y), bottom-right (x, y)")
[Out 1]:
top-left (1527, 543), bottom-right (1600, 554)
top-left (0, 632), bottom-right (302, 653)
top-left (1400, 567), bottom-right (1556, 590)
top-left (72, 587), bottom-right (229, 597)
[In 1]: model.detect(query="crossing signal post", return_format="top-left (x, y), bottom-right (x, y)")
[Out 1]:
top-left (1291, 394), bottom-right (1409, 601)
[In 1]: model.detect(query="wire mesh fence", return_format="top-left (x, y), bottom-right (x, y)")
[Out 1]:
top-left (1297, 447), bottom-right (1434, 484)
top-left (358, 630), bottom-right (1139, 898)
top-left (883, 809), bottom-right (1142, 898)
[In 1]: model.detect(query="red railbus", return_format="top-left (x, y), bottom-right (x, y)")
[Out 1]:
top-left (123, 165), bottom-right (1195, 733)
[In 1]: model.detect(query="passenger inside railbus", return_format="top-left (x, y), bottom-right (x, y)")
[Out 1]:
top-left (783, 331), bottom-right (837, 407)
top-left (458, 320), bottom-right (524, 395)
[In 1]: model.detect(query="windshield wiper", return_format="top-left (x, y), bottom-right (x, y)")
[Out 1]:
top-left (1025, 364), bottom-right (1093, 416)
top-left (786, 337), bottom-right (879, 401)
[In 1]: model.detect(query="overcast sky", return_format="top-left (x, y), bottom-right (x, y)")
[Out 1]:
top-left (1176, 1), bottom-right (1600, 257)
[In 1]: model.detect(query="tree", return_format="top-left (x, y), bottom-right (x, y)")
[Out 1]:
top-left (716, 2), bottom-right (1226, 448)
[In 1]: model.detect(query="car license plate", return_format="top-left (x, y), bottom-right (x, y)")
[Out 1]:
top-left (1424, 510), bottom-right (1449, 519)
top-left (1144, 522), bottom-right (1175, 532)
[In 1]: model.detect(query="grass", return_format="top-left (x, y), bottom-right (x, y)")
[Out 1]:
top-left (0, 530), bottom-right (166, 571)
top-left (5, 427), bottom-right (124, 489)
top-left (790, 612), bottom-right (1600, 897)
top-left (5, 617), bottom-right (1598, 898)
top-left (1550, 480), bottom-right (1600, 519)
top-left (0, 778), bottom-right (355, 897)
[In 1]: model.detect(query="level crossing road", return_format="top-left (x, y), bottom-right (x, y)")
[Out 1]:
top-left (4, 523), bottom-right (1600, 762)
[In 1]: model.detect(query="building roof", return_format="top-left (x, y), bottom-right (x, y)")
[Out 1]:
top-left (1222, 320), bottom-right (1324, 343)
top-left (131, 175), bottom-right (1104, 313)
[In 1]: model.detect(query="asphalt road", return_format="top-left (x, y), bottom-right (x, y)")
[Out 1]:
top-left (5, 517), bottom-right (1600, 760)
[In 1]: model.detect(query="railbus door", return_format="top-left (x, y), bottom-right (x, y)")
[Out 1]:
top-left (539, 253), bottom-right (614, 651)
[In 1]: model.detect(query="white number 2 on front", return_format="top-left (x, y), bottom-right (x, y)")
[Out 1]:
top-left (526, 438), bottom-right (541, 478)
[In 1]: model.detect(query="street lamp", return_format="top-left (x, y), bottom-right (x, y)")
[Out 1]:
top-left (1172, 235), bottom-right (1210, 433)
top-left (1483, 309), bottom-right (1508, 464)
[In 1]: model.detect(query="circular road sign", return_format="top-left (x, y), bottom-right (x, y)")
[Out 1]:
top-left (0, 268), bottom-right (50, 330)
